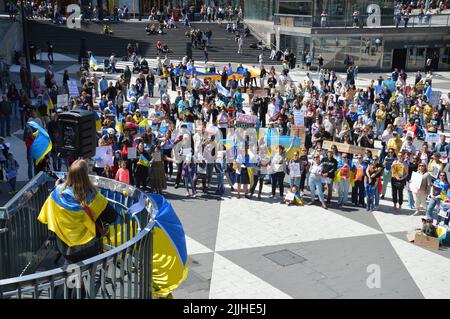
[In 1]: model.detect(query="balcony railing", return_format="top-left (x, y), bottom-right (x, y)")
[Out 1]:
top-left (0, 172), bottom-right (156, 299)
top-left (274, 13), bottom-right (450, 29)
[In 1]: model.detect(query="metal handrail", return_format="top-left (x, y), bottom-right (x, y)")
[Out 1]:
top-left (0, 172), bottom-right (157, 299)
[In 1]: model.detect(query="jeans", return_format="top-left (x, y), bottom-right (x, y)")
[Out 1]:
top-left (376, 121), bottom-right (385, 137)
top-left (407, 188), bottom-right (415, 208)
top-left (309, 175), bottom-right (324, 203)
top-left (216, 173), bottom-right (225, 195)
top-left (206, 163), bottom-right (214, 187)
top-left (366, 183), bottom-right (375, 211)
top-left (184, 173), bottom-right (195, 194)
top-left (10, 100), bottom-right (19, 119)
top-left (290, 177), bottom-right (301, 188)
top-left (338, 179), bottom-right (350, 205)
top-left (382, 171), bottom-right (391, 197)
top-left (8, 176), bottom-right (16, 191)
top-left (427, 197), bottom-right (441, 217)
top-left (0, 115), bottom-right (11, 136)
top-left (27, 155), bottom-right (34, 180)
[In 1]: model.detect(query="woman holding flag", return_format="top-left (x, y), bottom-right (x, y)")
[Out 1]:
top-left (135, 142), bottom-right (151, 191)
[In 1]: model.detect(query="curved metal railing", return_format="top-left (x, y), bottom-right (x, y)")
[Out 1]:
top-left (0, 172), bottom-right (157, 299)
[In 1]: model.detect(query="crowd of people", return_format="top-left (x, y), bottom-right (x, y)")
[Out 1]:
top-left (1, 13), bottom-right (450, 230)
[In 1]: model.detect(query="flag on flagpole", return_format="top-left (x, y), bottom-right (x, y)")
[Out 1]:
top-left (115, 114), bottom-right (123, 135)
top-left (89, 55), bottom-right (98, 70)
top-left (28, 121), bottom-right (52, 164)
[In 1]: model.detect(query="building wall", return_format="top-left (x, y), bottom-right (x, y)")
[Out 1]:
top-left (279, 32), bottom-right (450, 72)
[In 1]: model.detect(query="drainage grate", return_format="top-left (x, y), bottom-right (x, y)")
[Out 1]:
top-left (264, 249), bottom-right (307, 266)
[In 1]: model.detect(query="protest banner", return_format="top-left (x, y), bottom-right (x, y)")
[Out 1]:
top-left (293, 108), bottom-right (305, 126)
top-left (409, 172), bottom-right (423, 193)
top-left (236, 113), bottom-right (258, 129)
top-left (57, 94), bottom-right (68, 109)
top-left (429, 90), bottom-right (442, 107)
top-left (322, 140), bottom-right (370, 155)
top-left (426, 133), bottom-right (440, 144)
top-left (290, 125), bottom-right (306, 145)
top-left (92, 146), bottom-right (113, 168)
top-left (127, 147), bottom-right (137, 159)
top-left (253, 89), bottom-right (268, 98)
top-left (67, 80), bottom-right (79, 97)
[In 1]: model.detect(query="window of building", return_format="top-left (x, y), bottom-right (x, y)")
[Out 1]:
top-left (278, 0), bottom-right (312, 16)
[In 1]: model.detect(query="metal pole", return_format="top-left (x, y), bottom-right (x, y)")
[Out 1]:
top-left (20, 0), bottom-right (32, 97)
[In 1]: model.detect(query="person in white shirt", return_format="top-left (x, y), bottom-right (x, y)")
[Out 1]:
top-left (137, 93), bottom-right (151, 112)
top-left (237, 36), bottom-right (244, 54)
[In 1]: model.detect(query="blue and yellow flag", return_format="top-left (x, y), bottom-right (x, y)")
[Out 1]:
top-left (138, 119), bottom-right (149, 134)
top-left (150, 194), bottom-right (188, 297)
top-left (43, 94), bottom-right (54, 110)
top-left (89, 55), bottom-right (98, 70)
top-left (115, 114), bottom-right (123, 135)
top-left (37, 184), bottom-right (108, 247)
top-left (138, 154), bottom-right (150, 167)
top-left (95, 111), bottom-right (102, 132)
top-left (29, 121), bottom-right (52, 164)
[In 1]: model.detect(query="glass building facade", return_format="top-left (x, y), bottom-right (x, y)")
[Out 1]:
top-left (244, 0), bottom-right (450, 71)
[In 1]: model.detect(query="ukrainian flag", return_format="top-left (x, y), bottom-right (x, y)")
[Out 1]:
top-left (43, 94), bottom-right (54, 110)
top-left (95, 111), bottom-right (102, 132)
top-left (138, 119), bottom-right (149, 134)
top-left (115, 114), bottom-right (123, 135)
top-left (149, 194), bottom-right (188, 297)
top-left (89, 55), bottom-right (98, 70)
top-left (138, 154), bottom-right (150, 167)
top-left (37, 184), bottom-right (108, 247)
top-left (28, 121), bottom-right (52, 164)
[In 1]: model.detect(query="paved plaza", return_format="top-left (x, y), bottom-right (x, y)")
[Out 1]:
top-left (6, 52), bottom-right (450, 299)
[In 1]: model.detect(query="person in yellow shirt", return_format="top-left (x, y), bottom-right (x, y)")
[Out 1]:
top-left (423, 102), bottom-right (433, 126)
top-left (132, 109), bottom-right (143, 123)
top-left (387, 131), bottom-right (402, 157)
top-left (409, 100), bottom-right (422, 118)
top-left (375, 103), bottom-right (387, 138)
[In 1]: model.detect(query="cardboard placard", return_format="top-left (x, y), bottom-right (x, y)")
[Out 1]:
top-left (253, 89), bottom-right (268, 97)
top-left (414, 232), bottom-right (440, 250)
top-left (290, 125), bottom-right (306, 145)
top-left (127, 147), bottom-right (137, 159)
top-left (426, 133), bottom-right (440, 144)
top-left (322, 140), bottom-right (370, 156)
top-left (429, 90), bottom-right (442, 107)
top-left (67, 80), bottom-right (79, 97)
top-left (57, 94), bottom-right (68, 109)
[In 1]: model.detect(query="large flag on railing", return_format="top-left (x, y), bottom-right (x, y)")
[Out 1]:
top-left (149, 194), bottom-right (188, 297)
top-left (29, 121), bottom-right (52, 164)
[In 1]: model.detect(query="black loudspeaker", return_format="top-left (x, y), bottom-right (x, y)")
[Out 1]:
top-left (57, 110), bottom-right (96, 159)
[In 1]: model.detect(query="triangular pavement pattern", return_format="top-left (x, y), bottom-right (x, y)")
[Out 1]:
top-left (332, 207), bottom-right (383, 232)
top-left (386, 234), bottom-right (450, 299)
top-left (165, 187), bottom-right (222, 252)
top-left (372, 210), bottom-right (424, 234)
top-left (215, 195), bottom-right (382, 252)
top-left (219, 234), bottom-right (423, 299)
top-left (186, 235), bottom-right (213, 255)
top-left (209, 253), bottom-right (293, 299)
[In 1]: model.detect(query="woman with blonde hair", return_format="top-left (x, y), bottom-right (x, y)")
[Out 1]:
top-left (38, 159), bottom-right (117, 264)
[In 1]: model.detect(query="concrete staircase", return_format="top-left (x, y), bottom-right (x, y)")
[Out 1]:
top-left (27, 19), bottom-right (278, 64)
